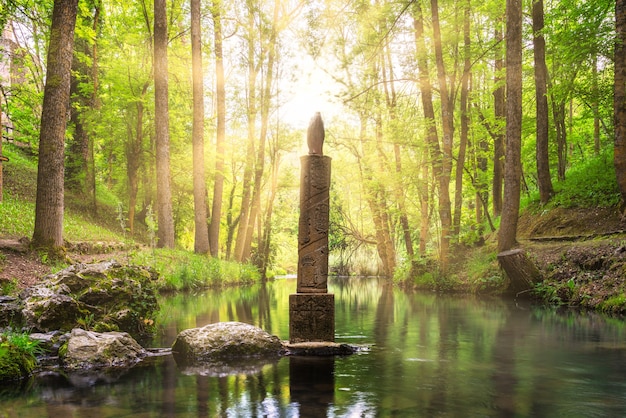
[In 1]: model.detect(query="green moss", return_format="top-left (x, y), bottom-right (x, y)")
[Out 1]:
top-left (599, 294), bottom-right (626, 313)
top-left (0, 333), bottom-right (39, 380)
top-left (58, 341), bottom-right (68, 358)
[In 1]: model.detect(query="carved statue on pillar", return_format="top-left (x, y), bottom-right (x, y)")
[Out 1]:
top-left (290, 112), bottom-right (335, 343)
top-left (307, 112), bottom-right (325, 155)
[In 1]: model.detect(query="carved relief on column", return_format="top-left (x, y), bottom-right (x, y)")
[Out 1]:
top-left (297, 155), bottom-right (331, 293)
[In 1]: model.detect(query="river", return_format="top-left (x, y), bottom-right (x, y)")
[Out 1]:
top-left (1, 276), bottom-right (626, 417)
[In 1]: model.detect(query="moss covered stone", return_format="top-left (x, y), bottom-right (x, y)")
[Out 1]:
top-left (17, 261), bottom-right (159, 338)
top-left (172, 322), bottom-right (284, 366)
top-left (0, 336), bottom-right (37, 381)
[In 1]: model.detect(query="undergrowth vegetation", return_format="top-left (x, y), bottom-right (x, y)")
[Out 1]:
top-left (522, 148), bottom-right (620, 211)
top-left (0, 331), bottom-right (41, 380)
top-left (130, 248), bottom-right (261, 291)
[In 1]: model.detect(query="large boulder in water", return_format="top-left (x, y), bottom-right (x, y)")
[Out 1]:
top-left (18, 260), bottom-right (159, 337)
top-left (172, 322), bottom-right (284, 367)
top-left (60, 328), bottom-right (147, 370)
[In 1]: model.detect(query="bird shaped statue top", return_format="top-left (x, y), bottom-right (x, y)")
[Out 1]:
top-left (307, 112), bottom-right (325, 155)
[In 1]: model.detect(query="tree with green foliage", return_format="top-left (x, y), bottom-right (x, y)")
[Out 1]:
top-left (153, 0), bottom-right (175, 248)
top-left (190, 0), bottom-right (209, 254)
top-left (532, 0), bottom-right (553, 204)
top-left (498, 0), bottom-right (522, 252)
top-left (615, 0), bottom-right (626, 210)
top-left (32, 0), bottom-right (78, 252)
top-left (209, 0), bottom-right (225, 257)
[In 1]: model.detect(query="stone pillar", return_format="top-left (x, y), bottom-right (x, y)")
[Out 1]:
top-left (289, 113), bottom-right (335, 343)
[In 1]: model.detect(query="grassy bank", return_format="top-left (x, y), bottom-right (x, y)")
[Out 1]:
top-left (0, 142), bottom-right (263, 293)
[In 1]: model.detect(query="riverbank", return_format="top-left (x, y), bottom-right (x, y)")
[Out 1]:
top-left (3, 206), bottom-right (626, 313)
top-left (516, 206), bottom-right (626, 313)
top-left (0, 240), bottom-right (261, 293)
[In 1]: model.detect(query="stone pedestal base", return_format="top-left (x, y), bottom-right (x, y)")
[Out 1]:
top-left (289, 293), bottom-right (334, 343)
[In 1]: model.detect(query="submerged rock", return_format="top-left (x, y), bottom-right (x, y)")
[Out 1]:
top-left (61, 328), bottom-right (147, 370)
top-left (172, 322), bottom-right (284, 366)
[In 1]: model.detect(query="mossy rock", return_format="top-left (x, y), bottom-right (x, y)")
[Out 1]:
top-left (172, 322), bottom-right (284, 366)
top-left (19, 261), bottom-right (159, 338)
top-left (0, 337), bottom-right (37, 381)
top-left (60, 328), bottom-right (147, 370)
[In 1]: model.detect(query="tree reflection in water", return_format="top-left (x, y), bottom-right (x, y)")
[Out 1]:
top-left (4, 278), bottom-right (626, 416)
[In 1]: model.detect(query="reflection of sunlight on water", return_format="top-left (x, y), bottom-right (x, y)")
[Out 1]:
top-left (405, 357), bottom-right (435, 362)
top-left (329, 392), bottom-right (377, 418)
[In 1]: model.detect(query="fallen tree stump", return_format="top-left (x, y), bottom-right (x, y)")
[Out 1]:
top-left (497, 249), bottom-right (543, 297)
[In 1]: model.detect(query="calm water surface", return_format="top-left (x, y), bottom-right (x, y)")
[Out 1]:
top-left (2, 277), bottom-right (626, 417)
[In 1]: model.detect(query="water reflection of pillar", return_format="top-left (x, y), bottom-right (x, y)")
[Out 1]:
top-left (196, 312), bottom-right (211, 418)
top-left (162, 322), bottom-right (179, 417)
top-left (289, 356), bottom-right (335, 416)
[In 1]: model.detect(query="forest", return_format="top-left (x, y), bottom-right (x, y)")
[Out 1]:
top-left (0, 0), bottom-right (623, 281)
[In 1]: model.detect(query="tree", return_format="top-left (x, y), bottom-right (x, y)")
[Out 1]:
top-left (532, 0), bottom-right (553, 204)
top-left (453, 0), bottom-right (471, 239)
top-left (233, 2), bottom-right (259, 263)
top-left (66, 0), bottom-right (100, 214)
top-left (493, 19), bottom-right (505, 217)
top-left (430, 0), bottom-right (454, 269)
top-left (209, 0), bottom-right (225, 257)
top-left (498, 0), bottom-right (523, 252)
top-left (153, 0), bottom-right (175, 248)
top-left (191, 0), bottom-right (209, 254)
top-left (32, 0), bottom-right (78, 251)
top-left (615, 0), bottom-right (626, 210)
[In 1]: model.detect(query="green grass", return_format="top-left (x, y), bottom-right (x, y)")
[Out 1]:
top-left (465, 248), bottom-right (506, 293)
top-left (0, 331), bottom-right (41, 380)
top-left (522, 148), bottom-right (620, 210)
top-left (130, 248), bottom-right (261, 291)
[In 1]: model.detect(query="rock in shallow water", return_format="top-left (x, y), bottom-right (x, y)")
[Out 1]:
top-left (61, 328), bottom-right (147, 370)
top-left (172, 321), bottom-right (284, 366)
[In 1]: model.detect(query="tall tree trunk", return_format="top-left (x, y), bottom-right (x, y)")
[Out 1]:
top-left (498, 0), bottom-right (523, 253)
top-left (374, 111), bottom-right (396, 276)
top-left (552, 99), bottom-right (567, 181)
top-left (67, 36), bottom-right (90, 195)
top-left (615, 0), bottom-right (626, 209)
top-left (126, 83), bottom-right (149, 235)
top-left (493, 22), bottom-right (505, 217)
top-left (413, 3), bottom-right (441, 260)
top-left (592, 55), bottom-right (600, 155)
top-left (258, 153), bottom-right (280, 279)
top-left (191, 0), bottom-right (209, 254)
top-left (87, 2), bottom-right (100, 215)
top-left (209, 0), bottom-right (225, 257)
top-left (532, 0), bottom-right (553, 204)
top-left (430, 0), bottom-right (454, 270)
top-left (357, 115), bottom-right (394, 277)
top-left (418, 159), bottom-right (430, 255)
top-left (382, 40), bottom-right (413, 259)
top-left (233, 8), bottom-right (258, 262)
top-left (242, 0), bottom-right (279, 263)
top-left (153, 0), bottom-right (175, 248)
top-left (453, 1), bottom-right (471, 238)
top-left (32, 0), bottom-right (78, 251)
top-left (224, 175), bottom-right (239, 261)
top-left (66, 1), bottom-right (99, 211)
